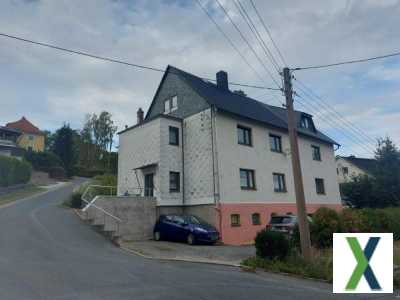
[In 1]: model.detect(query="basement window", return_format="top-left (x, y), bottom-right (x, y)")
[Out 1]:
top-left (252, 213), bottom-right (261, 225)
top-left (231, 214), bottom-right (241, 227)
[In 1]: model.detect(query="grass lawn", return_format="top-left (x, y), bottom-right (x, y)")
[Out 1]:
top-left (0, 186), bottom-right (46, 206)
top-left (243, 245), bottom-right (400, 287)
top-left (242, 249), bottom-right (332, 282)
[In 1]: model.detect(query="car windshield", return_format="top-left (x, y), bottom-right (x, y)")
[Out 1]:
top-left (270, 216), bottom-right (296, 224)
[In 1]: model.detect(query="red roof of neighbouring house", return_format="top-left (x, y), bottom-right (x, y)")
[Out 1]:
top-left (6, 117), bottom-right (43, 135)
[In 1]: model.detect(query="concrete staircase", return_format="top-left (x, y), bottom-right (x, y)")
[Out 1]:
top-left (80, 196), bottom-right (157, 245)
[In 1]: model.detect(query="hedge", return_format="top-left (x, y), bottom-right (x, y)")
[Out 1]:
top-left (0, 156), bottom-right (32, 187)
top-left (24, 151), bottom-right (63, 172)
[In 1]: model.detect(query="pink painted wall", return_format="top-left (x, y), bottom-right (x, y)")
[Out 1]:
top-left (217, 203), bottom-right (342, 245)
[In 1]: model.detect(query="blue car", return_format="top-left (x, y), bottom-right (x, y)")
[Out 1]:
top-left (153, 214), bottom-right (219, 245)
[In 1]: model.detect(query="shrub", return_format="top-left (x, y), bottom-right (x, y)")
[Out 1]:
top-left (255, 229), bottom-right (290, 260)
top-left (340, 208), bottom-right (364, 233)
top-left (69, 190), bottom-right (83, 208)
top-left (24, 151), bottom-right (63, 172)
top-left (0, 156), bottom-right (32, 187)
top-left (93, 174), bottom-right (117, 187)
top-left (73, 166), bottom-right (105, 178)
top-left (311, 207), bottom-right (341, 248)
top-left (48, 166), bottom-right (67, 179)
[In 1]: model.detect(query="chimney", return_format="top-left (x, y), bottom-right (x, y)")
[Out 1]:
top-left (137, 108), bottom-right (144, 124)
top-left (216, 70), bottom-right (228, 90)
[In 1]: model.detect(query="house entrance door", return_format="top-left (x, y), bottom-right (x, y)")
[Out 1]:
top-left (144, 173), bottom-right (154, 197)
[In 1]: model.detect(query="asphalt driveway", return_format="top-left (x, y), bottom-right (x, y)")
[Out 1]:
top-left (121, 240), bottom-right (255, 266)
top-left (0, 178), bottom-right (395, 299)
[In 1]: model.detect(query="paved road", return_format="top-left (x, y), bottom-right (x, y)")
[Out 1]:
top-left (0, 179), bottom-right (395, 300)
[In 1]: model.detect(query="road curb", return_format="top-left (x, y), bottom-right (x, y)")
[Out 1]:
top-left (119, 244), bottom-right (242, 268)
top-left (0, 181), bottom-right (71, 210)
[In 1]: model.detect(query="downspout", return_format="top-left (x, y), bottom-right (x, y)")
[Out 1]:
top-left (181, 119), bottom-right (185, 209)
top-left (210, 106), bottom-right (222, 237)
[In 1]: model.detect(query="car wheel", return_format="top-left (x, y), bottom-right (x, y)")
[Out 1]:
top-left (154, 231), bottom-right (161, 241)
top-left (187, 233), bottom-right (195, 245)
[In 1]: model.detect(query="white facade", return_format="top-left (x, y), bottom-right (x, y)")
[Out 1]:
top-left (118, 108), bottom-right (341, 208)
top-left (336, 157), bottom-right (367, 183)
top-left (214, 112), bottom-right (341, 205)
top-left (118, 116), bottom-right (183, 206)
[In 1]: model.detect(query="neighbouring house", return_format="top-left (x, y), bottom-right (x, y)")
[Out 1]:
top-left (6, 117), bottom-right (45, 152)
top-left (0, 126), bottom-right (24, 158)
top-left (118, 65), bottom-right (342, 245)
top-left (336, 155), bottom-right (377, 183)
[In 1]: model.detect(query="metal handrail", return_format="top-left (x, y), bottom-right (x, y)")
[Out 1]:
top-left (81, 185), bottom-right (122, 223)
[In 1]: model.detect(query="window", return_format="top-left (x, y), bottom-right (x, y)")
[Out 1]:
top-left (169, 126), bottom-right (179, 145)
top-left (300, 116), bottom-right (313, 130)
top-left (273, 173), bottom-right (286, 192)
top-left (169, 172), bottom-right (180, 192)
top-left (171, 96), bottom-right (178, 111)
top-left (240, 169), bottom-right (256, 190)
top-left (312, 145), bottom-right (321, 161)
top-left (315, 178), bottom-right (325, 195)
top-left (237, 125), bottom-right (252, 146)
top-left (342, 167), bottom-right (349, 175)
top-left (252, 213), bottom-right (261, 225)
top-left (28, 135), bottom-right (34, 141)
top-left (269, 134), bottom-right (282, 152)
top-left (164, 99), bottom-right (170, 113)
top-left (231, 214), bottom-right (240, 227)
top-left (164, 96), bottom-right (178, 114)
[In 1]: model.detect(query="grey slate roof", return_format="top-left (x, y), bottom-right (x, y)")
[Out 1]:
top-left (341, 156), bottom-right (377, 174)
top-left (167, 66), bottom-right (338, 145)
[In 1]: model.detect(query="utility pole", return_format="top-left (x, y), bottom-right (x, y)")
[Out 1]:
top-left (283, 67), bottom-right (312, 261)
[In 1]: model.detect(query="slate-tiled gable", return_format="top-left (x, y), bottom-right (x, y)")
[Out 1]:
top-left (148, 66), bottom-right (337, 145)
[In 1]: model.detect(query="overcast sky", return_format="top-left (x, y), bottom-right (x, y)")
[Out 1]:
top-left (1, 0), bottom-right (399, 158)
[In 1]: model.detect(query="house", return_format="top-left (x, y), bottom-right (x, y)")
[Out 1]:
top-left (117, 66), bottom-right (342, 245)
top-left (0, 126), bottom-right (24, 158)
top-left (336, 155), bottom-right (377, 183)
top-left (6, 117), bottom-right (45, 152)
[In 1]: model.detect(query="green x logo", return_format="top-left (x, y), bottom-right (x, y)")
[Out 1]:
top-left (346, 237), bottom-right (381, 291)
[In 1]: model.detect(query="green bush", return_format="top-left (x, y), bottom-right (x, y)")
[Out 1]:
top-left (24, 151), bottom-right (63, 172)
top-left (93, 174), bottom-right (117, 187)
top-left (340, 208), bottom-right (364, 233)
top-left (311, 207), bottom-right (341, 248)
top-left (69, 190), bottom-right (83, 208)
top-left (0, 156), bottom-right (32, 187)
top-left (73, 166), bottom-right (105, 178)
top-left (255, 229), bottom-right (290, 260)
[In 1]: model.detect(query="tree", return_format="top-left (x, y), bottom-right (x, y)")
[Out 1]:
top-left (52, 124), bottom-right (77, 177)
top-left (341, 137), bottom-right (400, 208)
top-left (374, 137), bottom-right (400, 206)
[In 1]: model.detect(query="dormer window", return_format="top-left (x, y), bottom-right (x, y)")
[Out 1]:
top-left (300, 115), bottom-right (314, 131)
top-left (164, 95), bottom-right (178, 114)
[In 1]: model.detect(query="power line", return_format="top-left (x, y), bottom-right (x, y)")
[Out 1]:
top-left (249, 0), bottom-right (288, 67)
top-left (194, 0), bottom-right (274, 90)
top-left (232, 0), bottom-right (281, 72)
top-left (213, 0), bottom-right (281, 88)
top-left (294, 90), bottom-right (376, 153)
top-left (294, 95), bottom-right (375, 157)
top-left (293, 96), bottom-right (372, 157)
top-left (0, 31), bottom-right (280, 91)
top-left (293, 50), bottom-right (400, 71)
top-left (294, 92), bottom-right (376, 155)
top-left (293, 78), bottom-right (377, 145)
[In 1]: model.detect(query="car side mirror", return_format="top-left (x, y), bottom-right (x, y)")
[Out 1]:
top-left (182, 222), bottom-right (188, 226)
